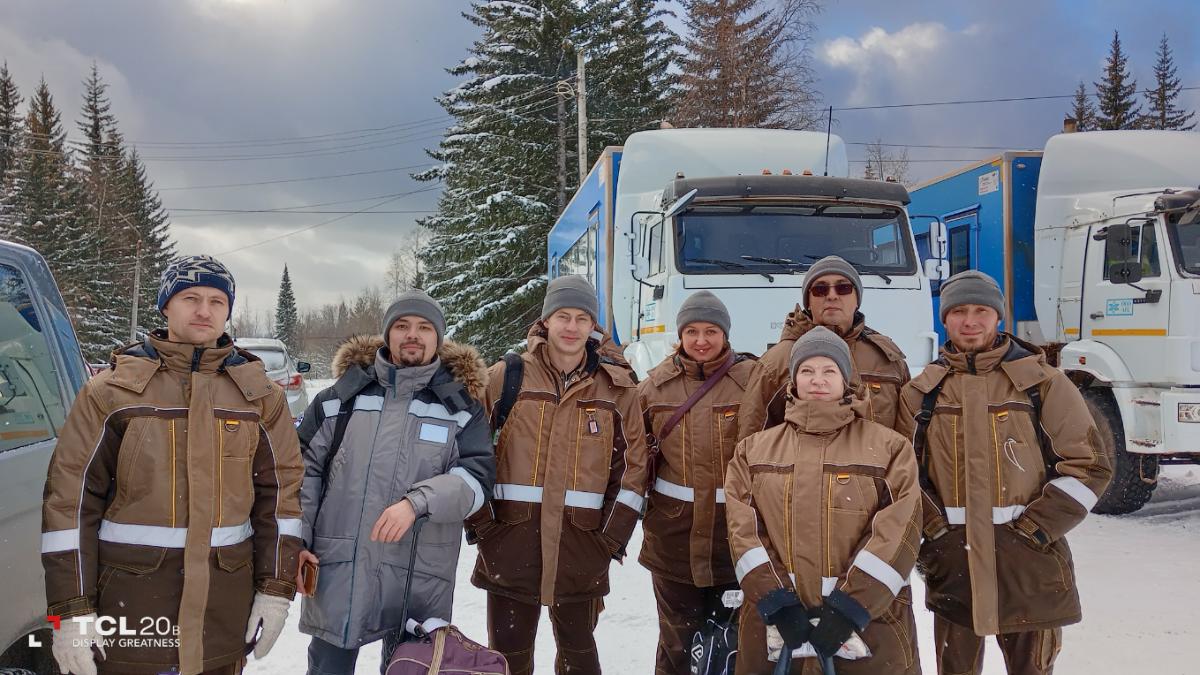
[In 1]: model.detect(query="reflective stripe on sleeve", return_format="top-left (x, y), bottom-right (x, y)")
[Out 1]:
top-left (276, 518), bottom-right (303, 538)
top-left (735, 546), bottom-right (771, 584)
top-left (41, 528), bottom-right (81, 554)
top-left (615, 489), bottom-right (645, 512)
top-left (851, 549), bottom-right (906, 596)
top-left (450, 467), bottom-right (486, 516)
top-left (1049, 476), bottom-right (1099, 511)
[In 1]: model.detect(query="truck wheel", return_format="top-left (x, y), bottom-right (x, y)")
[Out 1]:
top-left (1087, 389), bottom-right (1159, 515)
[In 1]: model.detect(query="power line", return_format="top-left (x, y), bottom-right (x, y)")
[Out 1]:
top-left (835, 86), bottom-right (1200, 112)
top-left (170, 209), bottom-right (435, 218)
top-left (215, 185), bottom-right (441, 256)
top-left (155, 163), bottom-right (437, 191)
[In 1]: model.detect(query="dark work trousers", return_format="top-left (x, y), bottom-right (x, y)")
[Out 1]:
top-left (651, 574), bottom-right (738, 675)
top-left (934, 615), bottom-right (1062, 675)
top-left (486, 592), bottom-right (603, 675)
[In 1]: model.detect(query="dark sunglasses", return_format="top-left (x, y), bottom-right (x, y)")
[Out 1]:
top-left (809, 282), bottom-right (856, 298)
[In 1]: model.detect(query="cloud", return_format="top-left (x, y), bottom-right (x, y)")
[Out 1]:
top-left (819, 23), bottom-right (953, 105)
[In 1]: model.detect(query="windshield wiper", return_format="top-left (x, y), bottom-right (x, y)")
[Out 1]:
top-left (741, 255), bottom-right (806, 271)
top-left (690, 258), bottom-right (774, 282)
top-left (799, 254), bottom-right (892, 284)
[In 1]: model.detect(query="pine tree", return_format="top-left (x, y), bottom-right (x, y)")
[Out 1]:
top-left (117, 146), bottom-right (175, 334)
top-left (1142, 33), bottom-right (1195, 131)
top-left (417, 0), bottom-right (585, 360)
top-left (581, 0), bottom-right (679, 155)
top-left (675, 0), bottom-right (821, 129)
top-left (275, 264), bottom-right (299, 354)
top-left (1094, 30), bottom-right (1143, 130)
top-left (1068, 81), bottom-right (1098, 132)
top-left (1, 78), bottom-right (117, 358)
top-left (0, 62), bottom-right (21, 193)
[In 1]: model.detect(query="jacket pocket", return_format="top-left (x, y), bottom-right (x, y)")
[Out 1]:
top-left (97, 541), bottom-right (167, 575)
top-left (646, 490), bottom-right (685, 520)
top-left (823, 463), bottom-right (883, 513)
top-left (216, 539), bottom-right (253, 572)
top-left (217, 416), bottom-right (257, 459)
top-left (567, 505), bottom-right (602, 531)
top-left (494, 499), bottom-right (532, 525)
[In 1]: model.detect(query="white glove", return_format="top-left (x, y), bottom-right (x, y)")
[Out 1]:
top-left (51, 613), bottom-right (105, 675)
top-left (244, 592), bottom-right (291, 659)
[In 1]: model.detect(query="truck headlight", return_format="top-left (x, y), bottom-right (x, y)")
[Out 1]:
top-left (1178, 403), bottom-right (1200, 423)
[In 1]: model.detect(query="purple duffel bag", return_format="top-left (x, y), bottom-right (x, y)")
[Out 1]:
top-left (384, 618), bottom-right (509, 675)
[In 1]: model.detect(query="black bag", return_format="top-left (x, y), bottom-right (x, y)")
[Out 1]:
top-left (690, 613), bottom-right (738, 675)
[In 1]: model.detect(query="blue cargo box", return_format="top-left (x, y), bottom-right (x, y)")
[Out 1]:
top-left (908, 152), bottom-right (1042, 342)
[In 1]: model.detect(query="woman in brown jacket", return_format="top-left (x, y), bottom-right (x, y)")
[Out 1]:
top-left (638, 291), bottom-right (761, 675)
top-left (725, 327), bottom-right (921, 675)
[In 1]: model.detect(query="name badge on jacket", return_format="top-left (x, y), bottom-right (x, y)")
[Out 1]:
top-left (419, 423), bottom-right (449, 444)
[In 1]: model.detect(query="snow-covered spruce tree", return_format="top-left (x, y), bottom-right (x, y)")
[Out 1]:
top-left (116, 146), bottom-right (175, 335)
top-left (675, 0), bottom-right (822, 129)
top-left (1068, 81), bottom-right (1098, 132)
top-left (0, 62), bottom-right (21, 214)
top-left (1094, 30), bottom-right (1143, 131)
top-left (1142, 33), bottom-right (1195, 131)
top-left (275, 264), bottom-right (299, 355)
top-left (75, 63), bottom-right (132, 347)
top-left (581, 0), bottom-right (679, 154)
top-left (417, 0), bottom-right (585, 361)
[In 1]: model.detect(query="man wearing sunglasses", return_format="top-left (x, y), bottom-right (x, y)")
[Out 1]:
top-left (740, 255), bottom-right (911, 436)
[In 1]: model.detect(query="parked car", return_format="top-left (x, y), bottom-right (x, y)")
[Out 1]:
top-left (233, 337), bottom-right (311, 419)
top-left (0, 239), bottom-right (90, 673)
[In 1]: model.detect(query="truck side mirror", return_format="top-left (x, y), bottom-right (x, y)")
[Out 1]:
top-left (1104, 223), bottom-right (1143, 284)
top-left (923, 258), bottom-right (947, 280)
top-left (296, 361), bottom-right (311, 374)
top-left (629, 211), bottom-right (661, 281)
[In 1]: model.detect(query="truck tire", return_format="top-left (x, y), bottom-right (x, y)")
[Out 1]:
top-left (1086, 389), bottom-right (1159, 515)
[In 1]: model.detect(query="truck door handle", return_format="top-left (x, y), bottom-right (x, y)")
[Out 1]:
top-left (1089, 311), bottom-right (1104, 320)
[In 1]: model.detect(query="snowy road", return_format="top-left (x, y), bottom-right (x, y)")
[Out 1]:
top-left (260, 380), bottom-right (1200, 673)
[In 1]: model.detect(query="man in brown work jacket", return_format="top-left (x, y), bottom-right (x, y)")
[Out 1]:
top-left (41, 256), bottom-right (302, 675)
top-left (466, 275), bottom-right (648, 675)
top-left (896, 270), bottom-right (1112, 675)
top-left (741, 255), bottom-right (910, 436)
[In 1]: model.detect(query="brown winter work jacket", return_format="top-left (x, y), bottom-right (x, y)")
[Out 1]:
top-left (895, 334), bottom-right (1112, 636)
top-left (725, 391), bottom-right (922, 673)
top-left (41, 331), bottom-right (303, 675)
top-left (637, 347), bottom-right (760, 588)
top-left (467, 322), bottom-right (648, 606)
top-left (741, 308), bottom-right (910, 437)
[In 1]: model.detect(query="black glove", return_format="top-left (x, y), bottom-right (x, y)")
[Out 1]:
top-left (809, 590), bottom-right (870, 658)
top-left (757, 589), bottom-right (812, 647)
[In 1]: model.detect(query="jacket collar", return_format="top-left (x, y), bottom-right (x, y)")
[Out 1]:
top-left (782, 391), bottom-right (866, 434)
top-left (919, 333), bottom-right (1052, 391)
top-left (780, 305), bottom-right (866, 343)
top-left (373, 348), bottom-right (441, 396)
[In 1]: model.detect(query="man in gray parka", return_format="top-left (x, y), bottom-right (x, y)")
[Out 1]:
top-left (295, 290), bottom-right (495, 675)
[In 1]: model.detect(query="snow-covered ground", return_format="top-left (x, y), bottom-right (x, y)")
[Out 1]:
top-left (260, 379), bottom-right (1200, 674)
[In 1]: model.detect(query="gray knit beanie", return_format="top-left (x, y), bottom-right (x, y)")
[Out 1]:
top-left (789, 326), bottom-right (853, 384)
top-left (676, 290), bottom-right (731, 337)
top-left (541, 275), bottom-right (599, 323)
top-left (382, 290), bottom-right (446, 347)
top-left (802, 256), bottom-right (862, 310)
top-left (939, 270), bottom-right (1005, 323)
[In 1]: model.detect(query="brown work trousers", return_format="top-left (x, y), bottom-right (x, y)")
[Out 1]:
top-left (651, 575), bottom-right (738, 675)
top-left (487, 592), bottom-right (603, 675)
top-left (934, 615), bottom-right (1061, 675)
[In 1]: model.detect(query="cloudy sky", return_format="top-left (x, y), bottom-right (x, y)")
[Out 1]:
top-left (1, 0), bottom-right (1196, 319)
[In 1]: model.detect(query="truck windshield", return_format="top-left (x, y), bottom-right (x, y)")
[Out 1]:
top-left (1168, 208), bottom-right (1200, 275)
top-left (675, 203), bottom-right (916, 276)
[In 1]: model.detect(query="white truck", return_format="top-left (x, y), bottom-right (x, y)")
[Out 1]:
top-left (910, 130), bottom-right (1200, 513)
top-left (547, 128), bottom-right (938, 379)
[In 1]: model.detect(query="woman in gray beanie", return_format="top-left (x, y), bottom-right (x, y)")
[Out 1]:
top-left (636, 290), bottom-right (763, 674)
top-left (723, 326), bottom-right (921, 674)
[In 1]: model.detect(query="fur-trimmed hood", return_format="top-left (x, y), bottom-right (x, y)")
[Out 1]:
top-left (331, 335), bottom-right (488, 401)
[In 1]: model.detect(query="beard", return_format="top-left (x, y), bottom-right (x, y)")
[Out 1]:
top-left (395, 342), bottom-right (427, 366)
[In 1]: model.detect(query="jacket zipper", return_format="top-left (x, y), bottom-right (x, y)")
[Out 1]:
top-left (190, 347), bottom-right (204, 372)
top-left (966, 352), bottom-right (977, 375)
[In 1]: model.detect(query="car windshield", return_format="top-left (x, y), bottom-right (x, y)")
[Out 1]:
top-left (675, 203), bottom-right (915, 275)
top-left (247, 348), bottom-right (288, 371)
top-left (1168, 208), bottom-right (1200, 275)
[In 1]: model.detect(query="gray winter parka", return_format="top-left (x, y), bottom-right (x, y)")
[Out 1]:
top-left (297, 336), bottom-right (495, 649)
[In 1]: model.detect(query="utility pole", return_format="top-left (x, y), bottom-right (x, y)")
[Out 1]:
top-left (576, 51), bottom-right (588, 184)
top-left (556, 81), bottom-right (568, 212)
top-left (129, 239), bottom-right (141, 341)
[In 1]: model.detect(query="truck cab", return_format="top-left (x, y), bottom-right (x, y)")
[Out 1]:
top-left (0, 239), bottom-right (89, 672)
top-left (549, 128), bottom-right (937, 379)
